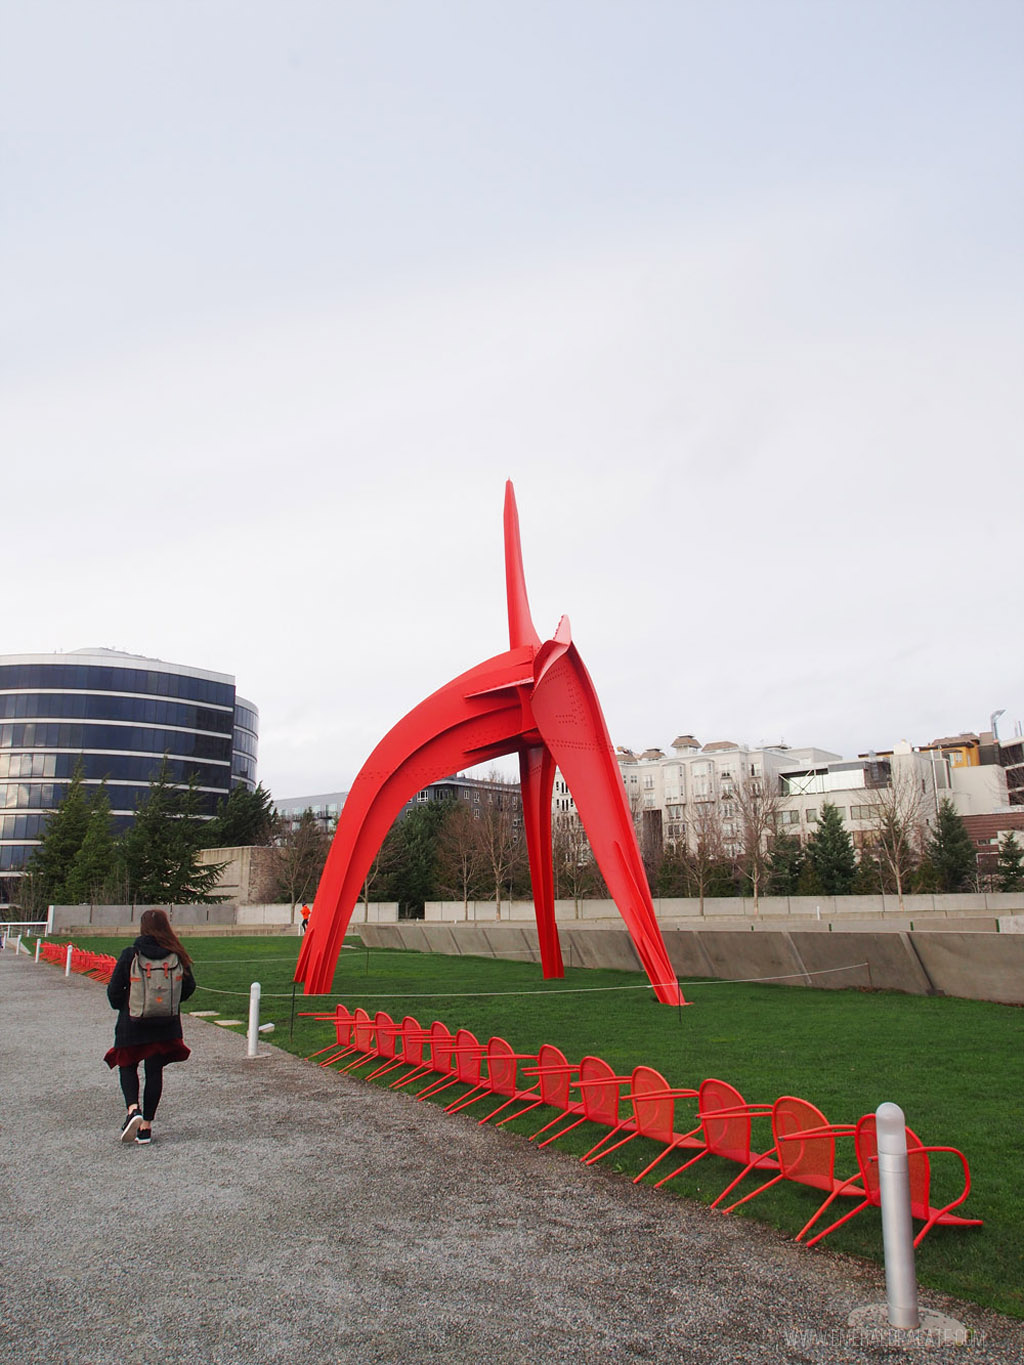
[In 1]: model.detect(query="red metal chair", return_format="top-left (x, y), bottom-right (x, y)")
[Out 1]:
top-left (302, 1004), bottom-right (358, 1067)
top-left (333, 1007), bottom-right (377, 1071)
top-left (365, 1015), bottom-right (427, 1083)
top-left (342, 1010), bottom-right (396, 1073)
top-left (391, 1020), bottom-right (455, 1092)
top-left (584, 1065), bottom-right (701, 1182)
top-left (496, 1043), bottom-right (581, 1139)
top-left (535, 1054), bottom-right (631, 1158)
top-left (797, 1113), bottom-right (984, 1249)
top-left (653, 1078), bottom-right (776, 1192)
top-left (418, 1027), bottom-right (486, 1103)
top-left (444, 1036), bottom-right (540, 1121)
top-left (715, 1095), bottom-right (857, 1214)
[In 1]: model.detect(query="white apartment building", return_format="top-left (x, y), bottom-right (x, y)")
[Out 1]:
top-left (615, 733), bottom-right (1011, 856)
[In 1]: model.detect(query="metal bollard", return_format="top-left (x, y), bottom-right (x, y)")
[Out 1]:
top-left (247, 982), bottom-right (261, 1058)
top-left (35, 939), bottom-right (42, 963)
top-left (65, 944), bottom-right (73, 977)
top-left (876, 1102), bottom-right (920, 1330)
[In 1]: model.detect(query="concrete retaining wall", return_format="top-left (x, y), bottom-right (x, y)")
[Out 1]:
top-left (49, 903), bottom-right (236, 932)
top-left (419, 891), bottom-right (1024, 927)
top-left (357, 921), bottom-right (1024, 1007)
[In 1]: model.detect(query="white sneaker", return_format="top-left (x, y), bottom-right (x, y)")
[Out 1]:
top-left (120, 1110), bottom-right (143, 1143)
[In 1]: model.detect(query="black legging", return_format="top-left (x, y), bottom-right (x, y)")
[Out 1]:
top-left (119, 1057), bottom-right (166, 1122)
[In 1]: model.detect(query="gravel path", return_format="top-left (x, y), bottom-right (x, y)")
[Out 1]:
top-left (1, 949), bottom-right (1021, 1365)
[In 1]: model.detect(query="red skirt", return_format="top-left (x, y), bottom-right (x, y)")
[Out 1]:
top-left (104, 1039), bottom-right (191, 1069)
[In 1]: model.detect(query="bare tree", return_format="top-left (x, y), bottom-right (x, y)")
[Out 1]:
top-left (868, 764), bottom-right (928, 911)
top-left (272, 810), bottom-right (328, 918)
top-left (435, 800), bottom-right (486, 919)
top-left (552, 815), bottom-right (605, 917)
top-left (476, 772), bottom-right (527, 920)
top-left (684, 798), bottom-right (730, 913)
top-left (731, 772), bottom-right (785, 913)
top-left (359, 824), bottom-right (402, 921)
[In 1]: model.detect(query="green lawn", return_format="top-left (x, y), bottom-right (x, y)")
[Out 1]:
top-left (64, 934), bottom-right (1023, 1319)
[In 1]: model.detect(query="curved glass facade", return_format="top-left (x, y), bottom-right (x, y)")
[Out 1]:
top-left (0, 650), bottom-right (259, 896)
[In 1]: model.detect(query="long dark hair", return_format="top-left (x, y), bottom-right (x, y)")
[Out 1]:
top-left (139, 908), bottom-right (192, 969)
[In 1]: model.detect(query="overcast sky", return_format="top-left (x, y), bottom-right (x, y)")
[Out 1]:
top-left (4, 1), bottom-right (1022, 799)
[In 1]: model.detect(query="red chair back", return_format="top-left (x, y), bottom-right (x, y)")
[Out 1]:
top-left (856, 1114), bottom-right (932, 1217)
top-left (373, 1011), bottom-right (397, 1059)
top-left (773, 1096), bottom-right (837, 1192)
top-left (535, 1043), bottom-right (572, 1110)
top-left (452, 1028), bottom-right (483, 1084)
top-left (701, 1078), bottom-right (753, 1161)
top-left (485, 1037), bottom-right (518, 1098)
top-left (578, 1055), bottom-right (622, 1126)
top-left (350, 1007), bottom-right (374, 1050)
top-left (630, 1066), bottom-right (677, 1143)
top-left (400, 1015), bottom-right (426, 1066)
top-left (428, 1021), bottom-right (455, 1076)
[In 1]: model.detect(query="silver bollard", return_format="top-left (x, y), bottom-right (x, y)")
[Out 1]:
top-left (35, 939), bottom-right (42, 963)
top-left (876, 1102), bottom-right (920, 1330)
top-left (247, 981), bottom-right (262, 1058)
top-left (65, 944), bottom-right (73, 977)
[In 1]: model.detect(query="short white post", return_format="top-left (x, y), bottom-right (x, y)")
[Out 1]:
top-left (15, 933), bottom-right (23, 954)
top-left (65, 944), bottom-right (73, 976)
top-left (247, 982), bottom-right (261, 1058)
top-left (35, 938), bottom-right (42, 963)
top-left (876, 1102), bottom-right (920, 1330)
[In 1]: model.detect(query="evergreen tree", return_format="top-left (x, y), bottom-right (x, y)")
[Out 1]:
top-left (795, 856), bottom-right (822, 896)
top-left (765, 832), bottom-right (805, 895)
top-left (852, 850), bottom-right (883, 893)
top-left (64, 788), bottom-right (119, 904)
top-left (925, 798), bottom-right (977, 893)
top-left (705, 858), bottom-right (741, 897)
top-left (23, 763), bottom-right (92, 905)
top-left (119, 763), bottom-right (225, 903)
top-left (388, 801), bottom-right (450, 917)
top-left (806, 802), bottom-right (857, 894)
top-left (995, 831), bottom-right (1024, 892)
top-left (200, 782), bottom-right (278, 848)
top-left (272, 809), bottom-right (329, 910)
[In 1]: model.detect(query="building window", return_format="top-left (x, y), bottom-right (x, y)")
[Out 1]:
top-left (806, 808), bottom-right (817, 822)
top-left (777, 809), bottom-right (800, 826)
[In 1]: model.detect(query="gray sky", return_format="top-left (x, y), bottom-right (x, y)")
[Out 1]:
top-left (4, 1), bottom-right (1022, 799)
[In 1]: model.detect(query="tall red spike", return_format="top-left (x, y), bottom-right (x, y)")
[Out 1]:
top-left (504, 480), bottom-right (541, 651)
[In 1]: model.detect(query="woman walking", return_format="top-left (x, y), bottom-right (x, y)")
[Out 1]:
top-left (105, 908), bottom-right (196, 1144)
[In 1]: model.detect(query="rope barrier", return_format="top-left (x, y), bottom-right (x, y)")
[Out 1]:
top-left (187, 961), bottom-right (871, 1003)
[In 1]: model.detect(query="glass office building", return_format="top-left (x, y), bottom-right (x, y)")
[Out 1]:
top-left (0, 648), bottom-right (258, 898)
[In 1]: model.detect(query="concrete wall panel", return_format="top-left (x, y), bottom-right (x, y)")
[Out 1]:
top-left (696, 931), bottom-right (808, 986)
top-left (660, 930), bottom-right (716, 979)
top-left (482, 926), bottom-right (535, 963)
top-left (418, 925), bottom-right (460, 956)
top-left (559, 929), bottom-right (642, 973)
top-left (792, 931), bottom-right (931, 994)
top-left (451, 926), bottom-right (498, 958)
top-left (911, 932), bottom-right (1024, 1006)
top-left (356, 925), bottom-right (404, 951)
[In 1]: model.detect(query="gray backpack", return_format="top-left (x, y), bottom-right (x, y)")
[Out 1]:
top-left (128, 952), bottom-right (184, 1020)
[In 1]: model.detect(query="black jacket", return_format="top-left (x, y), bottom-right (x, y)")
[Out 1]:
top-left (107, 934), bottom-right (197, 1048)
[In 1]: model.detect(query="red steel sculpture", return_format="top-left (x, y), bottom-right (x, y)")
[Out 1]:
top-left (295, 483), bottom-right (685, 1006)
